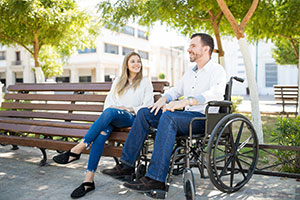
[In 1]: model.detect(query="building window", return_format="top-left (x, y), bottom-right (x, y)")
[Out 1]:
top-left (122, 26), bottom-right (134, 36)
top-left (79, 76), bottom-right (91, 83)
top-left (56, 77), bottom-right (70, 83)
top-left (122, 47), bottom-right (134, 56)
top-left (104, 43), bottom-right (119, 55)
top-left (265, 63), bottom-right (278, 87)
top-left (138, 50), bottom-right (149, 60)
top-left (0, 51), bottom-right (5, 60)
top-left (137, 30), bottom-right (148, 40)
top-left (78, 48), bottom-right (96, 54)
top-left (105, 75), bottom-right (112, 82)
top-left (16, 78), bottom-right (23, 83)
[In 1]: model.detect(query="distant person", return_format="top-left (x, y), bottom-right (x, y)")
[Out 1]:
top-left (102, 33), bottom-right (227, 192)
top-left (52, 52), bottom-right (154, 198)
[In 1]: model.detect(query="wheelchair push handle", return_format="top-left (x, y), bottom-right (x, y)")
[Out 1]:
top-left (232, 76), bottom-right (244, 83)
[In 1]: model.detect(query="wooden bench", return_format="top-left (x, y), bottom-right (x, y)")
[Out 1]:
top-left (274, 85), bottom-right (298, 116)
top-left (0, 81), bottom-right (169, 165)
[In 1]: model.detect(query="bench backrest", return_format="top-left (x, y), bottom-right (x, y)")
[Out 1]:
top-left (1, 81), bottom-right (169, 123)
top-left (274, 85), bottom-right (298, 103)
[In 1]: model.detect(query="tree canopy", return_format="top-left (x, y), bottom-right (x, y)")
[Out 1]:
top-left (247, 0), bottom-right (300, 65)
top-left (0, 0), bottom-right (99, 79)
top-left (273, 38), bottom-right (299, 65)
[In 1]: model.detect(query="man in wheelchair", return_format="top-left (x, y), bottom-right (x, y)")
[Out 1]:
top-left (102, 33), bottom-right (227, 193)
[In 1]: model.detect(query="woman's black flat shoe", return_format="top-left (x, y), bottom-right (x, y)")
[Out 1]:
top-left (71, 182), bottom-right (95, 199)
top-left (52, 150), bottom-right (81, 164)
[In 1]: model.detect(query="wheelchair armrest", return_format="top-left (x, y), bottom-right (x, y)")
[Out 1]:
top-left (207, 100), bottom-right (232, 107)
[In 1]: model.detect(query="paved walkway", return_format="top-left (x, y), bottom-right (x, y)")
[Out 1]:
top-left (0, 145), bottom-right (299, 200)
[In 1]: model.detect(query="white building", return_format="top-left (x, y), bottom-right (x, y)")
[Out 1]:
top-left (0, 46), bottom-right (34, 88)
top-left (58, 25), bottom-right (152, 83)
top-left (222, 38), bottom-right (298, 95)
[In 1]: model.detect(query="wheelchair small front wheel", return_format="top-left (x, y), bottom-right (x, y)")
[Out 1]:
top-left (206, 113), bottom-right (259, 193)
top-left (183, 169), bottom-right (196, 200)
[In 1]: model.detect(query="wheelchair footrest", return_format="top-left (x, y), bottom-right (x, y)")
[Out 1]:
top-left (144, 189), bottom-right (167, 199)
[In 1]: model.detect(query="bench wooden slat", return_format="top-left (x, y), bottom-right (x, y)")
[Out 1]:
top-left (4, 93), bottom-right (107, 102)
top-left (275, 102), bottom-right (298, 105)
top-left (0, 111), bottom-right (99, 122)
top-left (274, 85), bottom-right (298, 89)
top-left (2, 102), bottom-right (104, 112)
top-left (7, 83), bottom-right (112, 92)
top-left (0, 117), bottom-right (92, 129)
top-left (0, 122), bottom-right (87, 137)
top-left (0, 135), bottom-right (122, 157)
top-left (7, 81), bottom-right (169, 93)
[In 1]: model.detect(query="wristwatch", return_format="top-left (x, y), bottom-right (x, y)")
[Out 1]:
top-left (187, 97), bottom-right (194, 106)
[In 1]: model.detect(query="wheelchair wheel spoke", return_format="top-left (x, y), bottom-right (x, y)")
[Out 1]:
top-left (234, 122), bottom-right (244, 149)
top-left (237, 136), bottom-right (253, 152)
top-left (235, 157), bottom-right (247, 179)
top-left (216, 152), bottom-right (234, 162)
top-left (219, 156), bottom-right (234, 177)
top-left (230, 157), bottom-right (236, 187)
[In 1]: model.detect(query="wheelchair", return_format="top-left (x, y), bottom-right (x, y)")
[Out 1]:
top-left (135, 76), bottom-right (259, 200)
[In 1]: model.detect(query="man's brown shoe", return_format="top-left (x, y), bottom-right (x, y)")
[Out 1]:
top-left (101, 163), bottom-right (134, 180)
top-left (123, 176), bottom-right (165, 192)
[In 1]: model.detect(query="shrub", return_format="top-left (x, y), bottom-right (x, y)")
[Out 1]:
top-left (158, 73), bottom-right (165, 80)
top-left (231, 96), bottom-right (243, 112)
top-left (272, 116), bottom-right (300, 173)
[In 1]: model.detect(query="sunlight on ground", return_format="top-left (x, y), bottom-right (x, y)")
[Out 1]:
top-left (0, 172), bottom-right (7, 176)
top-left (37, 185), bottom-right (48, 191)
top-left (0, 152), bottom-right (15, 158)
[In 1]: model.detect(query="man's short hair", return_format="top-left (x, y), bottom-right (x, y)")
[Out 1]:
top-left (190, 33), bottom-right (214, 56)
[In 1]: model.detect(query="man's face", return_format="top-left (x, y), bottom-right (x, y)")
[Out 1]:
top-left (187, 36), bottom-right (208, 62)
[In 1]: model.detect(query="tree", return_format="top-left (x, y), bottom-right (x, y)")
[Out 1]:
top-left (273, 38), bottom-right (299, 65)
top-left (98, 0), bottom-right (264, 142)
top-left (0, 0), bottom-right (98, 83)
top-left (216, 0), bottom-right (263, 143)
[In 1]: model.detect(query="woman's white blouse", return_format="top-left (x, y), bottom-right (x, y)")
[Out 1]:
top-left (104, 77), bottom-right (154, 114)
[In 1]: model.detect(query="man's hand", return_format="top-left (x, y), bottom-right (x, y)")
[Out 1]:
top-left (163, 99), bottom-right (188, 112)
top-left (148, 96), bottom-right (168, 115)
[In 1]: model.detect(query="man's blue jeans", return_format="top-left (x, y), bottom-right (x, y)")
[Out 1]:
top-left (120, 107), bottom-right (205, 182)
top-left (82, 108), bottom-right (135, 172)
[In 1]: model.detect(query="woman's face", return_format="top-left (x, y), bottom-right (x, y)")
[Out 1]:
top-left (127, 55), bottom-right (142, 75)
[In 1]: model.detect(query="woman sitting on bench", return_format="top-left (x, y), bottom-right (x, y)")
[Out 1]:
top-left (52, 52), bottom-right (154, 198)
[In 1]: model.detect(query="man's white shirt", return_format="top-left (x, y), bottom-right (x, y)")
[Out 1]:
top-left (164, 60), bottom-right (227, 114)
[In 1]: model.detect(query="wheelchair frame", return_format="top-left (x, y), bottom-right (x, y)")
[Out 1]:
top-left (136, 77), bottom-right (259, 200)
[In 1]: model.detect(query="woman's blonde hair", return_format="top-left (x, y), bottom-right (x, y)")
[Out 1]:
top-left (115, 52), bottom-right (143, 96)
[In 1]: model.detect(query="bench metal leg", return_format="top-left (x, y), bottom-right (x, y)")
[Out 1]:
top-left (39, 148), bottom-right (47, 166)
top-left (11, 145), bottom-right (19, 150)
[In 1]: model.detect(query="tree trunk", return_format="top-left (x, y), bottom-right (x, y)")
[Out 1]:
top-left (238, 38), bottom-right (263, 143)
top-left (209, 10), bottom-right (225, 67)
top-left (298, 40), bottom-right (300, 116)
top-left (33, 34), bottom-right (45, 83)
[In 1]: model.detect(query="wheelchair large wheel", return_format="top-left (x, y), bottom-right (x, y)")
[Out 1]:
top-left (206, 113), bottom-right (259, 193)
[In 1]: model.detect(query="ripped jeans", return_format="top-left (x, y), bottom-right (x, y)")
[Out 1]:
top-left (82, 107), bottom-right (135, 172)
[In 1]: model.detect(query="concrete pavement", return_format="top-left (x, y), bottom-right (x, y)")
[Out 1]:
top-left (0, 145), bottom-right (299, 200)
